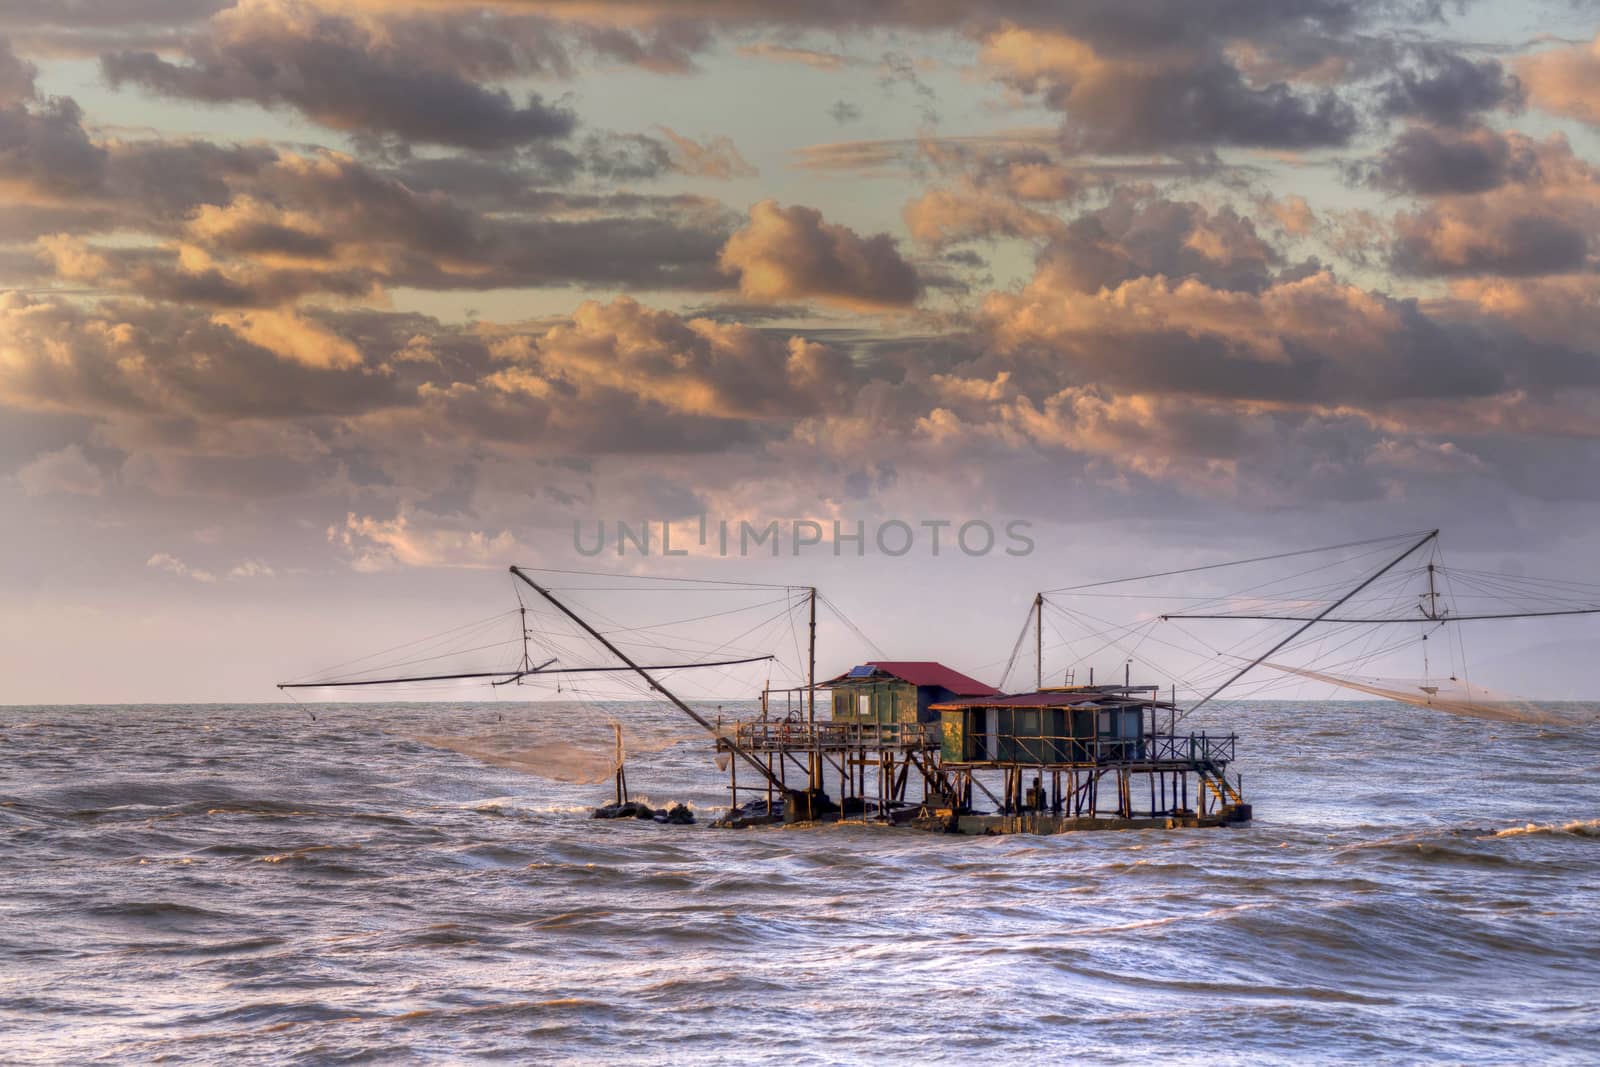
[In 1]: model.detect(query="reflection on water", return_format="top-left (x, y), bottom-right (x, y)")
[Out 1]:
top-left (1, 701), bottom-right (1597, 1064)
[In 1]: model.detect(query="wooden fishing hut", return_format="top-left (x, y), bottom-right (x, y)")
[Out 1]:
top-left (825, 661), bottom-right (1000, 725)
top-left (715, 660), bottom-right (997, 826)
top-left (925, 683), bottom-right (1250, 834)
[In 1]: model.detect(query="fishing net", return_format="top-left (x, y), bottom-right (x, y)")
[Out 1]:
top-left (413, 716), bottom-right (711, 784)
top-left (1260, 662), bottom-right (1588, 726)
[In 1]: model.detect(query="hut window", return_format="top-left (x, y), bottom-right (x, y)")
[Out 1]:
top-left (858, 694), bottom-right (871, 718)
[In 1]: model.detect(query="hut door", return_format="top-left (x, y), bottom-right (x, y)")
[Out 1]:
top-left (984, 708), bottom-right (998, 761)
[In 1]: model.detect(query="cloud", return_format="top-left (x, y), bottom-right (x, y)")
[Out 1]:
top-left (145, 550), bottom-right (277, 581)
top-left (0, 72), bottom-right (107, 199)
top-left (1264, 194), bottom-right (1317, 236)
top-left (737, 42), bottom-right (852, 70)
top-left (1446, 273), bottom-right (1600, 350)
top-left (656, 126), bottom-right (756, 179)
top-left (904, 185), bottom-right (1067, 246)
top-left (511, 295), bottom-right (853, 418)
top-left (0, 33), bottom-right (35, 103)
top-left (980, 25), bottom-right (1358, 153)
top-left (5, 0), bottom-right (1600, 549)
top-left (27, 146), bottom-right (739, 305)
top-left (1364, 124), bottom-right (1541, 197)
top-left (212, 308), bottom-right (366, 370)
top-left (1377, 46), bottom-right (1522, 128)
top-left (16, 443), bottom-right (106, 496)
top-left (1387, 133), bottom-right (1600, 278)
top-left (901, 137), bottom-right (1095, 247)
top-left (0, 291), bottom-right (406, 421)
top-left (0, 1), bottom-right (228, 56)
top-left (979, 263), bottom-right (1519, 411)
top-left (330, 510), bottom-right (521, 571)
top-left (146, 551), bottom-right (217, 582)
top-left (1022, 192), bottom-right (1282, 295)
top-left (0, 290), bottom-right (858, 479)
top-left (1519, 32), bottom-right (1600, 127)
top-left (101, 0), bottom-right (577, 149)
top-left (719, 199), bottom-right (922, 309)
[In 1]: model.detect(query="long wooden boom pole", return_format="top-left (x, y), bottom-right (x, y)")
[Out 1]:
top-left (509, 566), bottom-right (782, 790)
top-left (1177, 529), bottom-right (1439, 724)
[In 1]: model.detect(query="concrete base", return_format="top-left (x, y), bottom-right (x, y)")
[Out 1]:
top-left (911, 805), bottom-right (1251, 835)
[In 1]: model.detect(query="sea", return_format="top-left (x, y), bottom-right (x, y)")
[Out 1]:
top-left (2, 700), bottom-right (1597, 1065)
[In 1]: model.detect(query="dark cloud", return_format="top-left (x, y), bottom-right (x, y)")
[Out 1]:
top-left (1364, 124), bottom-right (1540, 196)
top-left (0, 37), bottom-right (106, 200)
top-left (0, 0), bottom-right (226, 27)
top-left (982, 25), bottom-right (1360, 153)
top-left (1028, 193), bottom-right (1282, 294)
top-left (0, 32), bottom-right (34, 102)
top-left (575, 18), bottom-right (711, 74)
top-left (0, 92), bottom-right (106, 197)
top-left (29, 146), bottom-right (739, 304)
top-left (105, 137), bottom-right (278, 217)
top-left (1377, 46), bottom-right (1522, 128)
top-left (101, 2), bottom-right (576, 149)
top-left (0, 1), bottom-right (225, 56)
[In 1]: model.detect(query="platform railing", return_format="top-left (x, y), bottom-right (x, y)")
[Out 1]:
top-left (1145, 731), bottom-right (1236, 765)
top-left (725, 719), bottom-right (940, 751)
top-left (721, 716), bottom-right (1237, 769)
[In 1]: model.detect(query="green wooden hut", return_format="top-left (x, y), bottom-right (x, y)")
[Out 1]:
top-left (932, 688), bottom-right (1156, 766)
top-left (824, 661), bottom-right (1000, 725)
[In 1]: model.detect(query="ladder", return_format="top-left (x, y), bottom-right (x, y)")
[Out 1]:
top-left (1195, 760), bottom-right (1244, 808)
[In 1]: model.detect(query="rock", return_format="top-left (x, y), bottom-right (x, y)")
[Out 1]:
top-left (782, 788), bottom-right (838, 823)
top-left (663, 803), bottom-right (695, 825)
top-left (592, 800), bottom-right (657, 820)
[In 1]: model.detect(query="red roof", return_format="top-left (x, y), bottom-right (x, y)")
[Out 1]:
top-left (866, 661), bottom-right (1001, 696)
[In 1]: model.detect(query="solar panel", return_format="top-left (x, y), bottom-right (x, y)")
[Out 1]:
top-left (846, 665), bottom-right (877, 678)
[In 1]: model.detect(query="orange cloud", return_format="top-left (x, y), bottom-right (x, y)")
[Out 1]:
top-left (656, 126), bottom-right (756, 180)
top-left (212, 308), bottom-right (366, 370)
top-left (1519, 33), bottom-right (1600, 126)
top-left (719, 200), bottom-right (921, 310)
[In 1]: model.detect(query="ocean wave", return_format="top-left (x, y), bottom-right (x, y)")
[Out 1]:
top-left (5, 700), bottom-right (1599, 1065)
top-left (1490, 818), bottom-right (1600, 840)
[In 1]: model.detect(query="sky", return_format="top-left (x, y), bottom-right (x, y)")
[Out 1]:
top-left (4, 0), bottom-right (1600, 703)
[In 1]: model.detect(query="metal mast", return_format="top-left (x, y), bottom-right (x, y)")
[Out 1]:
top-left (1034, 592), bottom-right (1044, 690)
top-left (807, 587), bottom-right (818, 790)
